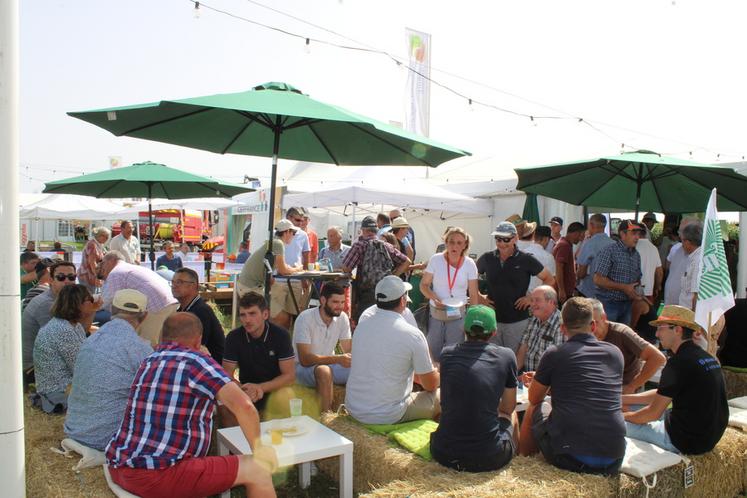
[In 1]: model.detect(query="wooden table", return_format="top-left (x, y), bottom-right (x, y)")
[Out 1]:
top-left (217, 416), bottom-right (353, 498)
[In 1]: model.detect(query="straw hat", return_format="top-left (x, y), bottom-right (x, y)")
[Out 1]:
top-left (649, 305), bottom-right (702, 331)
top-left (391, 217), bottom-right (409, 229)
top-left (505, 214), bottom-right (536, 239)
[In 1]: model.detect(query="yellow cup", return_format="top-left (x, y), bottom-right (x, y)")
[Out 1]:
top-left (270, 429), bottom-right (283, 445)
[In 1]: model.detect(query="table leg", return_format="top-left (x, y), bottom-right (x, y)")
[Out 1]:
top-left (298, 462), bottom-right (311, 489)
top-left (218, 440), bottom-right (231, 498)
top-left (287, 279), bottom-right (300, 315)
top-left (340, 447), bottom-right (353, 498)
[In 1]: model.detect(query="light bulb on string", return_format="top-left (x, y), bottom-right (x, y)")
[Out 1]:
top-left (304, 38), bottom-right (311, 55)
top-left (193, 2), bottom-right (201, 19)
top-left (468, 98), bottom-right (474, 112)
top-left (530, 116), bottom-right (537, 127)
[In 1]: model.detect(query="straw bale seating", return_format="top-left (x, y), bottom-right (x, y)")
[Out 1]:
top-left (723, 367), bottom-right (747, 399)
top-left (317, 412), bottom-right (747, 497)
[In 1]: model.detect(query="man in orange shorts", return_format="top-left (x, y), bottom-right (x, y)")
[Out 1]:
top-left (105, 313), bottom-right (277, 498)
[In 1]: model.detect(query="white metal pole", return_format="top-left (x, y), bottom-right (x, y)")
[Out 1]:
top-left (738, 212), bottom-right (747, 299)
top-left (0, 0), bottom-right (26, 495)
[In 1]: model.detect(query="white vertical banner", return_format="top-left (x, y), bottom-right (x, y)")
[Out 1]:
top-left (404, 28), bottom-right (431, 137)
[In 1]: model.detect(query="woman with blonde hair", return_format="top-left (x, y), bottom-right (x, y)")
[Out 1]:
top-left (78, 226), bottom-right (110, 291)
top-left (419, 227), bottom-right (479, 362)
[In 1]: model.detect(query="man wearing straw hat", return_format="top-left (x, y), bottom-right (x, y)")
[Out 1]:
top-left (430, 305), bottom-right (518, 472)
top-left (623, 305), bottom-right (728, 454)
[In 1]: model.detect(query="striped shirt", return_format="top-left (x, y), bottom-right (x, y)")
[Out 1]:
top-left (520, 309), bottom-right (564, 372)
top-left (105, 343), bottom-right (231, 469)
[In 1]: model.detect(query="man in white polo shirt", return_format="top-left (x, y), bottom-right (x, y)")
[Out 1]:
top-left (292, 282), bottom-right (352, 412)
top-left (345, 276), bottom-right (440, 424)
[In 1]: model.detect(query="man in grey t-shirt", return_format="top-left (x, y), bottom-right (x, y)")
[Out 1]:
top-left (64, 289), bottom-right (152, 451)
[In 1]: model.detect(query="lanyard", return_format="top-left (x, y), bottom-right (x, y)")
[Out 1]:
top-left (445, 253), bottom-right (463, 298)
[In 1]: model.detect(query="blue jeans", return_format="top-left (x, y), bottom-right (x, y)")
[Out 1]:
top-left (624, 406), bottom-right (680, 454)
top-left (598, 299), bottom-right (632, 325)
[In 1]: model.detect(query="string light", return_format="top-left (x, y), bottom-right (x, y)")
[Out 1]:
top-left (193, 1), bottom-right (200, 18)
top-left (304, 38), bottom-right (310, 55)
top-left (179, 0), bottom-right (747, 162)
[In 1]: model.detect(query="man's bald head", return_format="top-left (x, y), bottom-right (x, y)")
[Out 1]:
top-left (161, 312), bottom-right (203, 347)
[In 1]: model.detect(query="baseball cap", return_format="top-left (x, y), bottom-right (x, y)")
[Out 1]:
top-left (274, 219), bottom-right (298, 233)
top-left (549, 216), bottom-right (564, 226)
top-left (464, 305), bottom-right (497, 336)
top-left (491, 221), bottom-right (517, 238)
top-left (618, 219), bottom-right (645, 233)
top-left (361, 216), bottom-right (378, 230)
top-left (112, 289), bottom-right (148, 313)
top-left (391, 217), bottom-right (409, 229)
top-left (642, 212), bottom-right (657, 222)
top-left (375, 275), bottom-right (412, 302)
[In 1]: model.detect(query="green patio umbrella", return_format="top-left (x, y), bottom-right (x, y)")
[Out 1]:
top-left (521, 193), bottom-right (540, 224)
top-left (515, 150), bottom-right (747, 217)
top-left (43, 161), bottom-right (254, 269)
top-left (67, 82), bottom-right (469, 239)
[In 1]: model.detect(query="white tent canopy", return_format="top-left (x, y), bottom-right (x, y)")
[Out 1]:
top-left (118, 197), bottom-right (239, 216)
top-left (281, 182), bottom-right (493, 215)
top-left (19, 193), bottom-right (125, 220)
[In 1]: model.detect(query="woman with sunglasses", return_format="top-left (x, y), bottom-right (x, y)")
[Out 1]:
top-left (32, 284), bottom-right (98, 413)
top-left (78, 226), bottom-right (110, 292)
top-left (419, 227), bottom-right (479, 362)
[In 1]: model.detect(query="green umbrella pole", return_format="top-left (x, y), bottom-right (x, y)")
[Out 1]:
top-left (148, 183), bottom-right (155, 270)
top-left (264, 121), bottom-right (281, 304)
top-left (634, 164), bottom-right (643, 221)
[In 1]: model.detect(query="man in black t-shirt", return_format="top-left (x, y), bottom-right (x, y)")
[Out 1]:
top-left (477, 221), bottom-right (554, 352)
top-left (623, 305), bottom-right (728, 454)
top-left (172, 268), bottom-right (225, 362)
top-left (430, 305), bottom-right (518, 472)
top-left (220, 292), bottom-right (295, 425)
top-left (519, 297), bottom-right (626, 475)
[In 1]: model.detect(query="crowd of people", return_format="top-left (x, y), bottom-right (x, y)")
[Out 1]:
top-left (17, 207), bottom-right (730, 497)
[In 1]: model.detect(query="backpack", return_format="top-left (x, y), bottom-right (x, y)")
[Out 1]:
top-left (357, 239), bottom-right (394, 290)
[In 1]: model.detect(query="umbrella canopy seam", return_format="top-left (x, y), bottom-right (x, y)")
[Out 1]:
top-left (307, 123), bottom-right (340, 165)
top-left (117, 106), bottom-right (210, 137)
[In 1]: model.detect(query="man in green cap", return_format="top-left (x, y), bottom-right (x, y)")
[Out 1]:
top-left (430, 305), bottom-right (519, 472)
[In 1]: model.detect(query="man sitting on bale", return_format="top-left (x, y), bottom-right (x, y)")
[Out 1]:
top-left (172, 267), bottom-right (225, 362)
top-left (221, 292), bottom-right (295, 424)
top-left (346, 276), bottom-right (440, 424)
top-left (293, 282), bottom-right (351, 413)
top-left (515, 285), bottom-right (563, 374)
top-left (64, 289), bottom-right (152, 451)
top-left (623, 305), bottom-right (728, 454)
top-left (430, 305), bottom-right (519, 472)
top-left (106, 313), bottom-right (277, 498)
top-left (590, 299), bottom-right (666, 394)
top-left (519, 297), bottom-right (626, 475)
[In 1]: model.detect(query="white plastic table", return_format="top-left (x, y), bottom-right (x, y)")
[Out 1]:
top-left (217, 416), bottom-right (353, 498)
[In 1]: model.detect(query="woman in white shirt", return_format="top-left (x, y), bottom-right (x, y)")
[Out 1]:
top-left (419, 227), bottom-right (479, 362)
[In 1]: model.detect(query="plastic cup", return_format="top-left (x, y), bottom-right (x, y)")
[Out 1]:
top-left (289, 398), bottom-right (303, 417)
top-left (307, 263), bottom-right (315, 271)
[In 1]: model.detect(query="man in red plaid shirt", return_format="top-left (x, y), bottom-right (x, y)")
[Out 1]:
top-left (106, 313), bottom-right (277, 498)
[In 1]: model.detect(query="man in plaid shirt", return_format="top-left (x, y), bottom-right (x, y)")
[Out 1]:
top-left (593, 220), bottom-right (644, 326)
top-left (106, 313), bottom-right (277, 498)
top-left (516, 286), bottom-right (564, 374)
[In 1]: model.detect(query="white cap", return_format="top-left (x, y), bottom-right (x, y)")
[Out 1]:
top-left (375, 275), bottom-right (412, 302)
top-left (112, 289), bottom-right (148, 313)
top-left (274, 219), bottom-right (298, 232)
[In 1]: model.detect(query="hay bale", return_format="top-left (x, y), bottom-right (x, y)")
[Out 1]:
top-left (617, 427), bottom-right (747, 498)
top-left (723, 368), bottom-right (747, 399)
top-left (24, 398), bottom-right (113, 498)
top-left (317, 412), bottom-right (613, 497)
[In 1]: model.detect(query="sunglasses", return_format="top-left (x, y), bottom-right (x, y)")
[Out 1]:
top-left (172, 279), bottom-right (197, 286)
top-left (494, 236), bottom-right (514, 243)
top-left (54, 274), bottom-right (76, 282)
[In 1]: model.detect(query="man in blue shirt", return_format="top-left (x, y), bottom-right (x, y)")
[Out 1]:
top-left (155, 241), bottom-right (183, 272)
top-left (235, 241), bottom-right (250, 264)
top-left (519, 297), bottom-right (626, 475)
top-left (576, 213), bottom-right (614, 299)
top-left (593, 220), bottom-right (644, 325)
